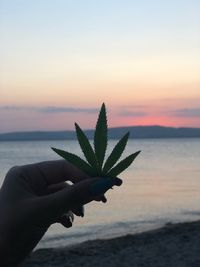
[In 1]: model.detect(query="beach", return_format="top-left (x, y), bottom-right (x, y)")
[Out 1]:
top-left (21, 220), bottom-right (200, 267)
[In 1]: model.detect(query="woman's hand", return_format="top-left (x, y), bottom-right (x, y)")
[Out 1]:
top-left (0, 160), bottom-right (122, 266)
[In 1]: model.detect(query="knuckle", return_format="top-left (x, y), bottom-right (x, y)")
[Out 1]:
top-left (6, 166), bottom-right (20, 177)
top-left (5, 165), bottom-right (26, 181)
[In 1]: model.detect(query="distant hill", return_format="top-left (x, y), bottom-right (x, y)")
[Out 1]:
top-left (0, 126), bottom-right (200, 141)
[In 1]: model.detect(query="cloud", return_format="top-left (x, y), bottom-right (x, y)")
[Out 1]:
top-left (167, 108), bottom-right (200, 117)
top-left (120, 104), bottom-right (149, 109)
top-left (0, 105), bottom-right (98, 114)
top-left (0, 105), bottom-right (25, 111)
top-left (118, 110), bottom-right (147, 117)
top-left (117, 104), bottom-right (149, 117)
top-left (37, 106), bottom-right (98, 113)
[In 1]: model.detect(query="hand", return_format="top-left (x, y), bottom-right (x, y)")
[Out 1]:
top-left (0, 160), bottom-right (122, 266)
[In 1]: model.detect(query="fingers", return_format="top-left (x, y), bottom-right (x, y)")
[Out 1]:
top-left (47, 183), bottom-right (107, 204)
top-left (46, 182), bottom-right (85, 217)
top-left (93, 195), bottom-right (107, 202)
top-left (45, 182), bottom-right (70, 195)
top-left (35, 160), bottom-right (90, 185)
top-left (37, 177), bottom-right (122, 220)
top-left (72, 205), bottom-right (85, 217)
top-left (57, 211), bottom-right (74, 228)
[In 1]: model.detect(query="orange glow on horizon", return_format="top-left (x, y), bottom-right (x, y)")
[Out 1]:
top-left (110, 116), bottom-right (200, 128)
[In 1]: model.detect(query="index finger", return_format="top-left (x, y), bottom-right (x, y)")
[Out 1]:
top-left (34, 161), bottom-right (109, 203)
top-left (35, 160), bottom-right (90, 185)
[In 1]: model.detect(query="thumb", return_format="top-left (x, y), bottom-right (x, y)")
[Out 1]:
top-left (36, 177), bottom-right (122, 220)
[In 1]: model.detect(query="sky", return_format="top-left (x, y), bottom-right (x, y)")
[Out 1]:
top-left (0, 0), bottom-right (200, 133)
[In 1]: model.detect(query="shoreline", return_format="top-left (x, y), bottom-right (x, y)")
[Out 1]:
top-left (21, 220), bottom-right (200, 267)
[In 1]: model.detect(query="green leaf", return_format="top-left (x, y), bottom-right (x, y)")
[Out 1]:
top-left (107, 151), bottom-right (141, 177)
top-left (51, 147), bottom-right (95, 176)
top-left (75, 123), bottom-right (99, 170)
top-left (94, 103), bottom-right (107, 169)
top-left (103, 132), bottom-right (130, 173)
top-left (52, 103), bottom-right (141, 179)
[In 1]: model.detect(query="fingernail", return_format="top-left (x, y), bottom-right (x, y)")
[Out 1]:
top-left (115, 177), bottom-right (123, 186)
top-left (69, 216), bottom-right (73, 224)
top-left (67, 220), bottom-right (72, 227)
top-left (80, 206), bottom-right (84, 217)
top-left (90, 178), bottom-right (115, 196)
top-left (76, 206), bottom-right (85, 217)
top-left (102, 177), bottom-right (123, 186)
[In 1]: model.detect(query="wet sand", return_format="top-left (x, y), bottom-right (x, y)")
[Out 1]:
top-left (21, 221), bottom-right (200, 267)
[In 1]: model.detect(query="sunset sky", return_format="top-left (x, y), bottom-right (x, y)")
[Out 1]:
top-left (0, 0), bottom-right (200, 133)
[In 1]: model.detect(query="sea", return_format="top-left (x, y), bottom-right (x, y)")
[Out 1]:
top-left (0, 138), bottom-right (200, 249)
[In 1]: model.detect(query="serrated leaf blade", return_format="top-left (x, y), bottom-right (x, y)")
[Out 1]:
top-left (103, 132), bottom-right (130, 173)
top-left (94, 103), bottom-right (107, 169)
top-left (107, 151), bottom-right (141, 177)
top-left (75, 123), bottom-right (98, 170)
top-left (51, 147), bottom-right (95, 176)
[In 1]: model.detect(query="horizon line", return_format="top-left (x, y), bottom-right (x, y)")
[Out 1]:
top-left (1, 124), bottom-right (200, 135)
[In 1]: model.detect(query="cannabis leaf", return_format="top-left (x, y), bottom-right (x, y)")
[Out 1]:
top-left (94, 103), bottom-right (107, 170)
top-left (106, 151), bottom-right (141, 178)
top-left (103, 132), bottom-right (130, 174)
top-left (52, 103), bottom-right (140, 178)
top-left (75, 123), bottom-right (98, 171)
top-left (51, 147), bottom-right (95, 176)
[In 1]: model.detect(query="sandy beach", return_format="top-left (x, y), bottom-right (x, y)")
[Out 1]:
top-left (21, 220), bottom-right (200, 267)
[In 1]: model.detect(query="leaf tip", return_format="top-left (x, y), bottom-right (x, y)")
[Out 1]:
top-left (126, 132), bottom-right (130, 138)
top-left (136, 150), bottom-right (141, 155)
top-left (101, 102), bottom-right (106, 112)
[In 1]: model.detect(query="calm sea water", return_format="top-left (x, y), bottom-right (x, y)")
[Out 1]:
top-left (0, 138), bottom-right (200, 248)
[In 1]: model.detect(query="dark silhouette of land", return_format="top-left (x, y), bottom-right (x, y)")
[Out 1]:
top-left (0, 126), bottom-right (200, 141)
